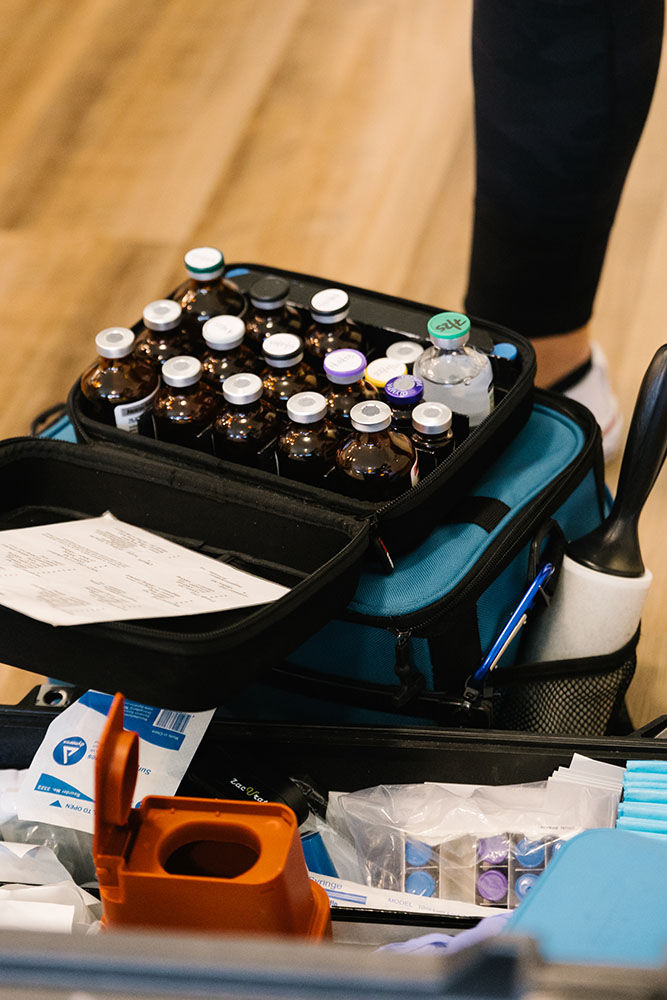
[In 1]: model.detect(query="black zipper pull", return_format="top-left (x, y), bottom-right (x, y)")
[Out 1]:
top-left (391, 630), bottom-right (425, 708)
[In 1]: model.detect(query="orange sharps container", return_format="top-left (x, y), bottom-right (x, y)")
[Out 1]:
top-left (93, 693), bottom-right (331, 939)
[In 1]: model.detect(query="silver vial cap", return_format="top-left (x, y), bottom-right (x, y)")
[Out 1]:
top-left (223, 372), bottom-right (263, 405)
top-left (161, 355), bottom-right (202, 388)
top-left (350, 400), bottom-right (392, 433)
top-left (143, 299), bottom-right (182, 332)
top-left (95, 327), bottom-right (135, 359)
top-left (286, 391), bottom-right (327, 424)
top-left (411, 401), bottom-right (453, 435)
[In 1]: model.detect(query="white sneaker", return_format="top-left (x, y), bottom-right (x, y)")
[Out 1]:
top-left (561, 343), bottom-right (623, 462)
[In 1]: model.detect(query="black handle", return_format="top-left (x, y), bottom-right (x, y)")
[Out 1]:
top-left (569, 344), bottom-right (667, 576)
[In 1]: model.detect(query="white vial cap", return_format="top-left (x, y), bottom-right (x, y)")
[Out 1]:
top-left (263, 333), bottom-right (304, 368)
top-left (223, 372), bottom-right (263, 405)
top-left (203, 314), bottom-right (246, 350)
top-left (184, 246), bottom-right (225, 279)
top-left (162, 355), bottom-right (202, 387)
top-left (96, 327), bottom-right (135, 359)
top-left (310, 288), bottom-right (350, 323)
top-left (412, 401), bottom-right (453, 435)
top-left (287, 391), bottom-right (327, 424)
top-left (386, 340), bottom-right (425, 366)
top-left (365, 357), bottom-right (408, 389)
top-left (143, 299), bottom-right (182, 332)
top-left (350, 400), bottom-right (392, 433)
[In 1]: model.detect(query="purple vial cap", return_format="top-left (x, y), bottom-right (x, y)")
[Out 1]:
top-left (477, 869), bottom-right (508, 903)
top-left (385, 374), bottom-right (424, 405)
top-left (324, 348), bottom-right (367, 385)
top-left (476, 836), bottom-right (508, 865)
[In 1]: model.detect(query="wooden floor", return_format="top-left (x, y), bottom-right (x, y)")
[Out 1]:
top-left (0, 0), bottom-right (666, 726)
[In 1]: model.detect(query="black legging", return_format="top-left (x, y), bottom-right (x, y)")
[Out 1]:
top-left (465, 0), bottom-right (664, 338)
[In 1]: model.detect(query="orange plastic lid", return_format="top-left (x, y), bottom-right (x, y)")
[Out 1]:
top-left (95, 693), bottom-right (139, 834)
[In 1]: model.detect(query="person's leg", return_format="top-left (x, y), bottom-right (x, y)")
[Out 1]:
top-left (465, 0), bottom-right (664, 390)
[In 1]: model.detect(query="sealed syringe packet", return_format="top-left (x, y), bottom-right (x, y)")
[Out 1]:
top-left (16, 690), bottom-right (215, 834)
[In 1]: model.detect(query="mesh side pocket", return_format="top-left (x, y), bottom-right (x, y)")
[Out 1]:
top-left (491, 632), bottom-right (638, 737)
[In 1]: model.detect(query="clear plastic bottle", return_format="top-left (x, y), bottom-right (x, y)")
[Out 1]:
top-left (411, 401), bottom-right (455, 476)
top-left (384, 374), bottom-right (424, 434)
top-left (178, 247), bottom-right (246, 347)
top-left (261, 333), bottom-right (319, 413)
top-left (134, 299), bottom-right (194, 367)
top-left (200, 315), bottom-right (260, 394)
top-left (335, 400), bottom-right (418, 500)
top-left (385, 340), bottom-right (425, 374)
top-left (214, 372), bottom-right (280, 470)
top-left (243, 275), bottom-right (303, 352)
top-left (414, 312), bottom-right (494, 427)
top-left (323, 348), bottom-right (378, 428)
top-left (152, 356), bottom-right (219, 451)
top-left (364, 357), bottom-right (408, 392)
top-left (277, 392), bottom-right (341, 486)
top-left (303, 288), bottom-right (364, 362)
top-left (80, 327), bottom-right (159, 432)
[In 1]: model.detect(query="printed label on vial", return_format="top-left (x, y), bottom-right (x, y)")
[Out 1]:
top-left (114, 387), bottom-right (158, 432)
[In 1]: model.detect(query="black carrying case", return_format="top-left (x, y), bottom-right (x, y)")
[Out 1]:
top-left (67, 263), bottom-right (536, 559)
top-left (0, 265), bottom-right (540, 710)
top-left (0, 436), bottom-right (368, 707)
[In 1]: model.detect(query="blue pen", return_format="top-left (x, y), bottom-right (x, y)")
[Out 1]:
top-left (464, 562), bottom-right (555, 703)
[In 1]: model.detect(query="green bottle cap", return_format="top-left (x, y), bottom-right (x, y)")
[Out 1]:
top-left (426, 312), bottom-right (471, 342)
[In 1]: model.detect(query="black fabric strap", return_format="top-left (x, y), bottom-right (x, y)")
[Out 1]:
top-left (428, 605), bottom-right (482, 693)
top-left (445, 495), bottom-right (510, 533)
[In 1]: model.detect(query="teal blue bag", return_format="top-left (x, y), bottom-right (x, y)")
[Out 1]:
top-left (229, 391), bottom-right (636, 735)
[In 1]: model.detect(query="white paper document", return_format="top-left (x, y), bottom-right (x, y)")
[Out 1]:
top-left (0, 513), bottom-right (289, 626)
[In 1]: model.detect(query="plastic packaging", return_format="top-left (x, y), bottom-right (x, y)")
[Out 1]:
top-left (326, 773), bottom-right (619, 909)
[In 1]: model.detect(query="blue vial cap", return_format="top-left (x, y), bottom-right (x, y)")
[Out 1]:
top-left (515, 872), bottom-right (540, 900)
top-left (493, 342), bottom-right (518, 361)
top-left (514, 838), bottom-right (546, 868)
top-left (405, 840), bottom-right (433, 867)
top-left (405, 870), bottom-right (436, 897)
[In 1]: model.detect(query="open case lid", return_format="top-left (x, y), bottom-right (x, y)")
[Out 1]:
top-left (0, 437), bottom-right (369, 709)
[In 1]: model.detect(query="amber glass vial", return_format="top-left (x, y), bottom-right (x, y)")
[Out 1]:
top-left (178, 246), bottom-right (246, 349)
top-left (214, 372), bottom-right (280, 470)
top-left (336, 400), bottom-right (417, 500)
top-left (277, 391), bottom-right (341, 486)
top-left (152, 355), bottom-right (219, 451)
top-left (200, 315), bottom-right (260, 394)
top-left (244, 275), bottom-right (303, 351)
top-left (80, 327), bottom-right (158, 432)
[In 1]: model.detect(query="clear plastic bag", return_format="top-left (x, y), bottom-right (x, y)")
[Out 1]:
top-left (328, 778), bottom-right (619, 908)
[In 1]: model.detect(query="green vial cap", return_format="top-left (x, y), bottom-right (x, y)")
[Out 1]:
top-left (426, 312), bottom-right (471, 343)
